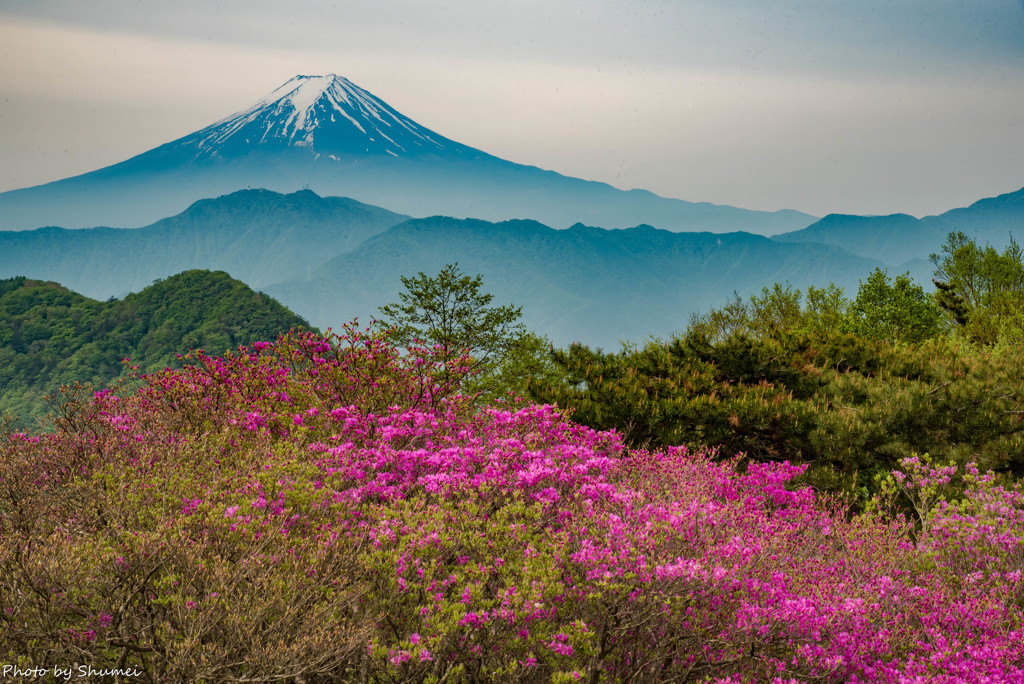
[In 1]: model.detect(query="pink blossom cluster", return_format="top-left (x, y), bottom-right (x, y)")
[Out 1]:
top-left (1, 327), bottom-right (1022, 682)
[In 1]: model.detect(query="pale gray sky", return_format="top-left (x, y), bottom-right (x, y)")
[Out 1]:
top-left (1, 0), bottom-right (1023, 217)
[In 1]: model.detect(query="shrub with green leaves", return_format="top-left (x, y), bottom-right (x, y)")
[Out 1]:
top-left (529, 331), bottom-right (1024, 498)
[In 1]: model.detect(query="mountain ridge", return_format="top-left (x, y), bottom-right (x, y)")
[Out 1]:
top-left (263, 213), bottom-right (888, 348)
top-left (773, 185), bottom-right (1024, 264)
top-left (11, 184), bottom-right (1020, 347)
top-left (0, 188), bottom-right (408, 299)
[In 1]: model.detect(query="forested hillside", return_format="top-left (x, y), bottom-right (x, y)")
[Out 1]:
top-left (0, 270), bottom-right (311, 425)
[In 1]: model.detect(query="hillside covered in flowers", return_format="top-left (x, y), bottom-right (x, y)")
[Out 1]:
top-left (2, 324), bottom-right (1022, 683)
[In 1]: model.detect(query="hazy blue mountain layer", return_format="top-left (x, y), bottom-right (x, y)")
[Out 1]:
top-left (264, 216), bottom-right (886, 349)
top-left (0, 188), bottom-right (407, 299)
top-left (773, 186), bottom-right (1024, 265)
top-left (6, 182), bottom-right (1023, 348)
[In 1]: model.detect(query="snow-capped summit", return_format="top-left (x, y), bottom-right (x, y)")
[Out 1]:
top-left (179, 74), bottom-right (470, 160)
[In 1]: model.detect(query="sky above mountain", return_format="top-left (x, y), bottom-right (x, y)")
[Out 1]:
top-left (1, 0), bottom-right (1022, 218)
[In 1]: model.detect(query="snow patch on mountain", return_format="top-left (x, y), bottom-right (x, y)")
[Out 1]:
top-left (182, 74), bottom-right (460, 159)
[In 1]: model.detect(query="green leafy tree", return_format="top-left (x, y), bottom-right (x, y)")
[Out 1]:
top-left (747, 282), bottom-right (805, 339)
top-left (847, 268), bottom-right (943, 343)
top-left (930, 231), bottom-right (1024, 345)
top-left (492, 330), bottom-right (565, 400)
top-left (688, 282), bottom-right (852, 343)
top-left (686, 291), bottom-right (751, 343)
top-left (802, 283), bottom-right (852, 337)
top-left (379, 264), bottom-right (545, 400)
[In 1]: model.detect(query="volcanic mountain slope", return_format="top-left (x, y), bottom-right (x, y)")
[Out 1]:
top-left (0, 74), bottom-right (815, 234)
top-left (0, 188), bottom-right (408, 299)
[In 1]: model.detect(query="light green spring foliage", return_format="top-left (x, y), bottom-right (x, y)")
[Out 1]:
top-left (688, 270), bottom-right (941, 345)
top-left (931, 230), bottom-right (1024, 346)
top-left (847, 268), bottom-right (944, 343)
top-left (690, 230), bottom-right (1024, 350)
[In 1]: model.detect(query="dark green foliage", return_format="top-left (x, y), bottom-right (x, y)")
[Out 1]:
top-left (932, 278), bottom-right (969, 327)
top-left (0, 271), bottom-right (310, 427)
top-left (530, 332), bottom-right (822, 458)
top-left (530, 330), bottom-right (1024, 500)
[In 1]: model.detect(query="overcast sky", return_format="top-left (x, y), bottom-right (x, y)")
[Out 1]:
top-left (1, 0), bottom-right (1022, 217)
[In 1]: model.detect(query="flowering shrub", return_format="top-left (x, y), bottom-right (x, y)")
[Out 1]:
top-left (1, 327), bottom-right (1022, 682)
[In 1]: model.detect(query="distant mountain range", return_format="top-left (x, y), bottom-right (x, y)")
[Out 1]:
top-left (0, 74), bottom-right (814, 235)
top-left (0, 73), bottom-right (1020, 350)
top-left (0, 188), bottom-right (877, 348)
top-left (264, 214), bottom-right (885, 348)
top-left (1, 183), bottom-right (1021, 348)
top-left (0, 189), bottom-right (407, 299)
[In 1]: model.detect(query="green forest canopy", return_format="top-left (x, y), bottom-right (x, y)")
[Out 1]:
top-left (0, 270), bottom-right (311, 427)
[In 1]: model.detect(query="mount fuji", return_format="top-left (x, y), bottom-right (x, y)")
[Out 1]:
top-left (0, 74), bottom-right (816, 233)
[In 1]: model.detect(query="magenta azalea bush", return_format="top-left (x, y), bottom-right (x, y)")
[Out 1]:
top-left (1, 326), bottom-right (1022, 682)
